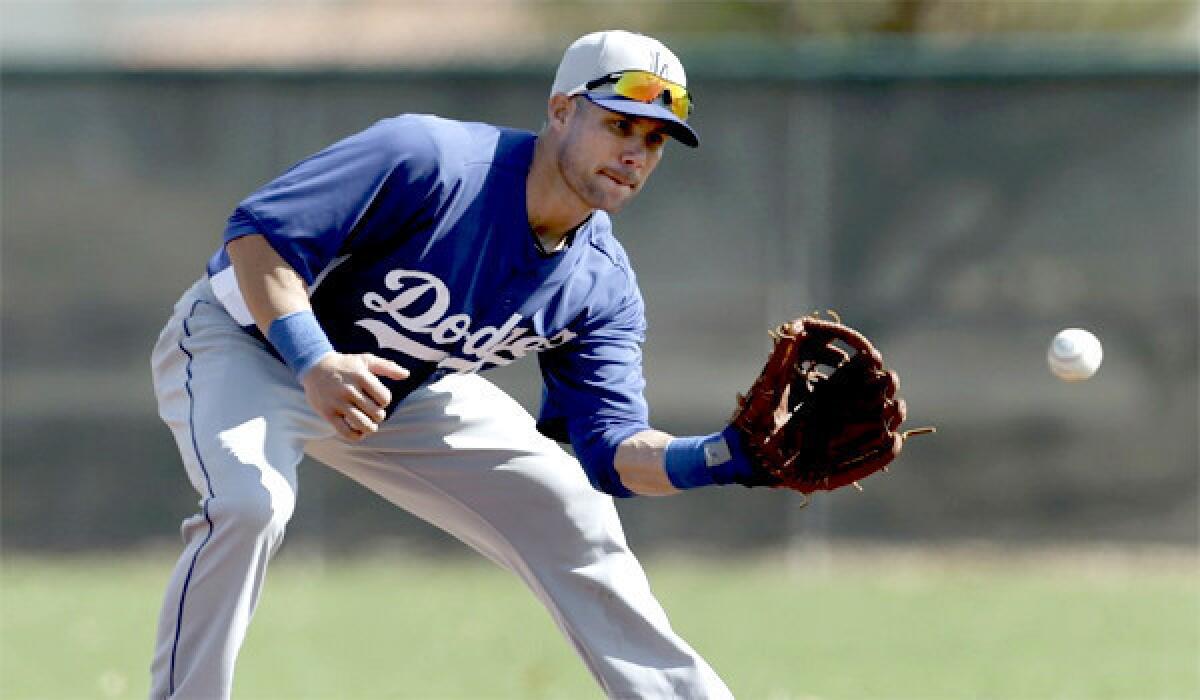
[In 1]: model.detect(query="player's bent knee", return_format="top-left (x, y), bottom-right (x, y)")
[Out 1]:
top-left (207, 489), bottom-right (295, 539)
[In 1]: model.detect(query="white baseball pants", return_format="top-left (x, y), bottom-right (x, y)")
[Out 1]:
top-left (148, 278), bottom-right (732, 699)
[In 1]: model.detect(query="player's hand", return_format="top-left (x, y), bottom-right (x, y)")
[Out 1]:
top-left (300, 352), bottom-right (410, 441)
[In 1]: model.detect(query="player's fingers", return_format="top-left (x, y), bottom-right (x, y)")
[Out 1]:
top-left (339, 406), bottom-right (378, 437)
top-left (356, 372), bottom-right (393, 412)
top-left (320, 407), bottom-right (360, 441)
top-left (352, 356), bottom-right (402, 408)
top-left (344, 385), bottom-right (387, 424)
top-left (339, 417), bottom-right (363, 441)
top-left (363, 354), bottom-right (410, 381)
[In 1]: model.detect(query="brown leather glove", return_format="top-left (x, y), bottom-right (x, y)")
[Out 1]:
top-left (730, 314), bottom-right (934, 495)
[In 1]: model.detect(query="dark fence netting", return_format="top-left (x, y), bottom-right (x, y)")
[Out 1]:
top-left (3, 58), bottom-right (1195, 552)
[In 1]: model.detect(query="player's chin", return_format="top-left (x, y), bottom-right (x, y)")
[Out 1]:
top-left (596, 197), bottom-right (634, 214)
top-left (591, 181), bottom-right (639, 212)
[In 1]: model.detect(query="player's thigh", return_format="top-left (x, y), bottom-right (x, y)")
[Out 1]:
top-left (153, 281), bottom-right (332, 503)
top-left (307, 373), bottom-right (627, 565)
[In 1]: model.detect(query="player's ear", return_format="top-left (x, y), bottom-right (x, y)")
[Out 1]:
top-left (547, 93), bottom-right (574, 131)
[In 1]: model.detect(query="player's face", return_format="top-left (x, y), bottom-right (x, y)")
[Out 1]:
top-left (555, 98), bottom-right (668, 213)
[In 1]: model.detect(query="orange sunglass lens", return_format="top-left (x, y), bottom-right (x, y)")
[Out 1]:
top-left (612, 74), bottom-right (691, 119)
top-left (614, 74), bottom-right (666, 101)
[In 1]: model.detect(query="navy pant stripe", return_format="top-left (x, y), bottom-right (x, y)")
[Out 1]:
top-left (169, 299), bottom-right (217, 695)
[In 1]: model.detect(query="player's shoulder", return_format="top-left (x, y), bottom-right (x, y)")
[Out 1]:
top-left (582, 212), bottom-right (634, 272)
top-left (576, 212), bottom-right (642, 305)
top-left (568, 213), bottom-right (645, 331)
top-left (367, 115), bottom-right (532, 173)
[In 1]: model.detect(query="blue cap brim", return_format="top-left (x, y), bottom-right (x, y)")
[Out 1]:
top-left (584, 94), bottom-right (699, 148)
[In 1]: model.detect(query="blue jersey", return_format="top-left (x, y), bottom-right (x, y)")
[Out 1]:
top-left (206, 115), bottom-right (649, 495)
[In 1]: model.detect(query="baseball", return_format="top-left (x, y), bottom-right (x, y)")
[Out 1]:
top-left (1047, 328), bottom-right (1103, 381)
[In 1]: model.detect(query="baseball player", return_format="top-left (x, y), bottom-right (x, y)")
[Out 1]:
top-left (149, 29), bottom-right (750, 699)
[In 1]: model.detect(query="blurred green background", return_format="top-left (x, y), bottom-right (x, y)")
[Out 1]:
top-left (1, 1), bottom-right (1197, 698)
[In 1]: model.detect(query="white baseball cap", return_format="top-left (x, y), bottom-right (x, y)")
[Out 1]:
top-left (551, 30), bottom-right (699, 148)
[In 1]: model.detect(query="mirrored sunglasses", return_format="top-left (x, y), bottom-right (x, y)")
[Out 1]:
top-left (581, 70), bottom-right (694, 120)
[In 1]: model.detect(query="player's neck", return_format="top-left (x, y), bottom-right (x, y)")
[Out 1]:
top-left (527, 137), bottom-right (592, 246)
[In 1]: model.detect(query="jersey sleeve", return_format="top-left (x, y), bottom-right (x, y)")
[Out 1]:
top-left (536, 290), bottom-right (651, 497)
top-left (223, 115), bottom-right (444, 285)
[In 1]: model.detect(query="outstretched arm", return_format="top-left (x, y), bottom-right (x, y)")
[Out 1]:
top-left (538, 296), bottom-right (754, 497)
top-left (226, 233), bottom-right (409, 441)
top-left (589, 315), bottom-right (934, 498)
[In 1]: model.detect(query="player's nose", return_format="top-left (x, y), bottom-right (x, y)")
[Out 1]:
top-left (619, 142), bottom-right (648, 170)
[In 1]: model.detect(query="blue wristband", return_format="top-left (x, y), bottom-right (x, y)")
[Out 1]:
top-left (267, 310), bottom-right (335, 380)
top-left (664, 425), bottom-right (754, 490)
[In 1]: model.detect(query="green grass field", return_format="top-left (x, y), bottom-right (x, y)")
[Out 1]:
top-left (2, 546), bottom-right (1196, 699)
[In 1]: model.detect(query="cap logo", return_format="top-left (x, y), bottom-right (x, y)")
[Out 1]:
top-left (649, 50), bottom-right (671, 78)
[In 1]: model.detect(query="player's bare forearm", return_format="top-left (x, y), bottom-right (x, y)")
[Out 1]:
top-left (615, 430), bottom-right (680, 496)
top-left (225, 233), bottom-right (409, 440)
top-left (225, 233), bottom-right (312, 334)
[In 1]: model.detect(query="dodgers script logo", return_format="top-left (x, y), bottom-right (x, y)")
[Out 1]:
top-left (355, 269), bottom-right (576, 373)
